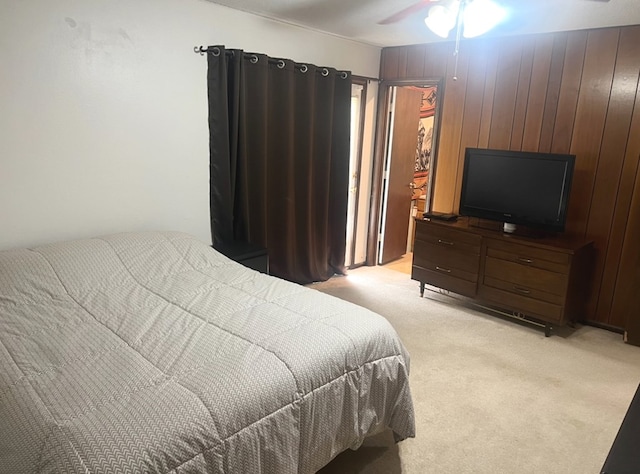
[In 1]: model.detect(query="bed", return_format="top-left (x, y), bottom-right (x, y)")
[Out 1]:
top-left (0, 231), bottom-right (415, 473)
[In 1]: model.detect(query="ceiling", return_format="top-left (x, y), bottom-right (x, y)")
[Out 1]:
top-left (206, 0), bottom-right (640, 47)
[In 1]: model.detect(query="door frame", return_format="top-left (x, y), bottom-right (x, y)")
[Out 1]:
top-left (366, 78), bottom-right (445, 266)
top-left (345, 77), bottom-right (369, 269)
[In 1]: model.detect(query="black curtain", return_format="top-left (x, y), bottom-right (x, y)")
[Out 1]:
top-left (206, 46), bottom-right (351, 284)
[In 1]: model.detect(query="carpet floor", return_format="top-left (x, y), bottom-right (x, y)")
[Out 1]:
top-left (310, 263), bottom-right (640, 474)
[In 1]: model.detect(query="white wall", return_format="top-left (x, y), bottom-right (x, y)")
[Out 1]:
top-left (0, 0), bottom-right (381, 250)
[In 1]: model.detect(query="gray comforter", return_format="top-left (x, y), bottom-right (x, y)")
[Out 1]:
top-left (0, 231), bottom-right (415, 473)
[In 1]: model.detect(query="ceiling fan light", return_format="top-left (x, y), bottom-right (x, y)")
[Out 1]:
top-left (425, 5), bottom-right (457, 38)
top-left (462, 0), bottom-right (507, 38)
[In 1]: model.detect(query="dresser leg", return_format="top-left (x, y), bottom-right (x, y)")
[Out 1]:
top-left (419, 282), bottom-right (425, 297)
top-left (544, 323), bottom-right (552, 337)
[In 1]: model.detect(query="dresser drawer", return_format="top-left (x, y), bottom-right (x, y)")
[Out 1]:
top-left (478, 285), bottom-right (564, 322)
top-left (415, 221), bottom-right (482, 254)
top-left (412, 254), bottom-right (479, 283)
top-left (485, 238), bottom-right (570, 273)
top-left (413, 240), bottom-right (480, 274)
top-left (484, 256), bottom-right (568, 297)
top-left (483, 276), bottom-right (564, 305)
top-left (412, 265), bottom-right (477, 297)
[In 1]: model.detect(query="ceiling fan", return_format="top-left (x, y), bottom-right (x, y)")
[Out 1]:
top-left (379, 0), bottom-right (507, 42)
top-left (379, 0), bottom-right (610, 79)
top-left (379, 0), bottom-right (611, 39)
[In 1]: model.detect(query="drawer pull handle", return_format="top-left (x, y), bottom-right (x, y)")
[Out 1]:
top-left (438, 239), bottom-right (454, 246)
top-left (517, 257), bottom-right (533, 264)
top-left (435, 266), bottom-right (451, 273)
top-left (513, 286), bottom-right (531, 295)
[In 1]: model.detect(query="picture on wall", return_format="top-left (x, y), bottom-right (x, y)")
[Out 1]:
top-left (413, 86), bottom-right (437, 199)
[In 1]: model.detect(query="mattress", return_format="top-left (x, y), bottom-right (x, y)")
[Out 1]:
top-left (0, 231), bottom-right (415, 473)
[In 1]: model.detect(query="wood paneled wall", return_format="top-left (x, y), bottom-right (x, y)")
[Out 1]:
top-left (380, 26), bottom-right (640, 331)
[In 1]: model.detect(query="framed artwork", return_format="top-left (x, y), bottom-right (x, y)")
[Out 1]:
top-left (413, 86), bottom-right (437, 198)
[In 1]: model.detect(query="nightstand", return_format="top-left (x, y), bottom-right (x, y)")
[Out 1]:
top-left (213, 240), bottom-right (269, 274)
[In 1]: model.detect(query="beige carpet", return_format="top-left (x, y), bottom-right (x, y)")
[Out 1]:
top-left (310, 263), bottom-right (640, 474)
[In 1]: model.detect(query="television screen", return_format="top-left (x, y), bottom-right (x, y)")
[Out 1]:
top-left (459, 148), bottom-right (575, 232)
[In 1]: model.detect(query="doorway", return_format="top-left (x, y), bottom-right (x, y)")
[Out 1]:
top-left (345, 80), bottom-right (366, 269)
top-left (344, 77), bottom-right (379, 269)
top-left (377, 81), bottom-right (441, 266)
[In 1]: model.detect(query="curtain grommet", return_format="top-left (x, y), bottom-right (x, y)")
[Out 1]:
top-left (194, 45), bottom-right (211, 56)
top-left (300, 64), bottom-right (308, 73)
top-left (322, 68), bottom-right (329, 77)
top-left (277, 60), bottom-right (285, 69)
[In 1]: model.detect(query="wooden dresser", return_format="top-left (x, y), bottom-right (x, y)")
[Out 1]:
top-left (412, 217), bottom-right (593, 335)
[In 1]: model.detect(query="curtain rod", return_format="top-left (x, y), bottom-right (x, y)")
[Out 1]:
top-left (194, 46), bottom-right (229, 56)
top-left (193, 46), bottom-right (350, 79)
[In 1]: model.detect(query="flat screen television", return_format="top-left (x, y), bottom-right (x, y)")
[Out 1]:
top-left (459, 148), bottom-right (575, 233)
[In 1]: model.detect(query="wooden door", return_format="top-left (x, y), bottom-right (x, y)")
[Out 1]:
top-left (379, 87), bottom-right (423, 264)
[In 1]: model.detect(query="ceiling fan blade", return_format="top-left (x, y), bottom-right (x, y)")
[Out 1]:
top-left (378, 0), bottom-right (440, 25)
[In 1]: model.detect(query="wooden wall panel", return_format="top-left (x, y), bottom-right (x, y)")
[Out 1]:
top-left (422, 42), bottom-right (451, 78)
top-left (431, 45), bottom-right (471, 212)
top-left (599, 26), bottom-right (640, 328)
top-left (510, 38), bottom-right (536, 150)
top-left (406, 44), bottom-right (426, 79)
top-left (605, 149), bottom-right (640, 328)
top-left (380, 47), bottom-right (401, 80)
top-left (478, 47), bottom-right (499, 148)
top-left (453, 39), bottom-right (494, 211)
top-left (379, 25), bottom-right (640, 333)
top-left (611, 159), bottom-right (640, 330)
top-left (488, 38), bottom-right (524, 149)
top-left (551, 31), bottom-right (587, 154)
top-left (587, 26), bottom-right (640, 325)
top-left (621, 253), bottom-right (640, 346)
top-left (522, 36), bottom-right (554, 151)
top-left (565, 28), bottom-right (619, 238)
top-left (397, 48), bottom-right (409, 78)
top-left (539, 33), bottom-right (568, 152)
